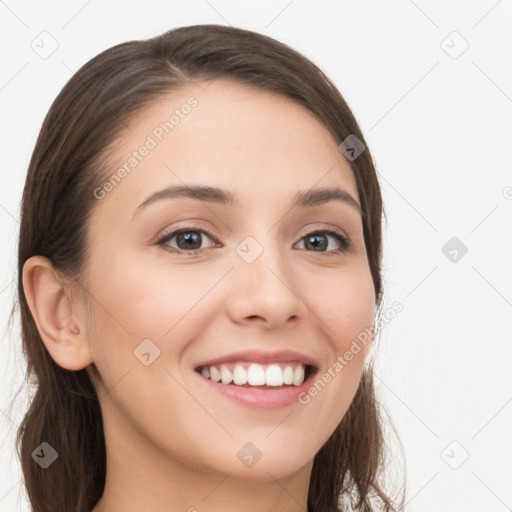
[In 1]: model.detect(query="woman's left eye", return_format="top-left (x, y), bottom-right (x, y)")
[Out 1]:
top-left (296, 230), bottom-right (351, 254)
top-left (157, 227), bottom-right (351, 255)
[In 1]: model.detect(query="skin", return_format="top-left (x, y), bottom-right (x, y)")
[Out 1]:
top-left (22, 79), bottom-right (376, 512)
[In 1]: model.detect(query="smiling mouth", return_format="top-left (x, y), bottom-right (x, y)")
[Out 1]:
top-left (194, 361), bottom-right (316, 389)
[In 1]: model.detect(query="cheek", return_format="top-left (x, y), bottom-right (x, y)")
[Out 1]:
top-left (89, 251), bottom-right (210, 334)
top-left (296, 266), bottom-right (375, 425)
top-left (85, 252), bottom-right (223, 383)
top-left (307, 265), bottom-right (376, 352)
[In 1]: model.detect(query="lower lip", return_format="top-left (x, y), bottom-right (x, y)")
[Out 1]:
top-left (195, 369), bottom-right (317, 410)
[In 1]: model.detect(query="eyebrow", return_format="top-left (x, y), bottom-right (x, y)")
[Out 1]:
top-left (132, 184), bottom-right (362, 217)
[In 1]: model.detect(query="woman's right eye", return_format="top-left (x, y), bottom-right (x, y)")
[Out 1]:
top-left (157, 227), bottom-right (217, 254)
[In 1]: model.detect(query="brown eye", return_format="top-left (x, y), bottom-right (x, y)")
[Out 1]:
top-left (157, 228), bottom-right (216, 253)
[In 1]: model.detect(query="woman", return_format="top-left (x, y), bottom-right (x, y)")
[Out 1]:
top-left (15, 24), bottom-right (404, 512)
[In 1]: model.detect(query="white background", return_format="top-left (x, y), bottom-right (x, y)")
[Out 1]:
top-left (1, 1), bottom-right (511, 511)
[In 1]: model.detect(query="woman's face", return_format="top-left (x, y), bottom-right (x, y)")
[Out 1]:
top-left (83, 79), bottom-right (376, 481)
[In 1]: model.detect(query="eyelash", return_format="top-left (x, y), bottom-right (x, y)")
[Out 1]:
top-left (156, 226), bottom-right (352, 256)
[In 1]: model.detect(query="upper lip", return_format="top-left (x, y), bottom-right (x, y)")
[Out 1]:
top-left (193, 349), bottom-right (319, 370)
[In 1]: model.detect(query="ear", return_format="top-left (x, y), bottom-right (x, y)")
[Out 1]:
top-left (22, 255), bottom-right (93, 371)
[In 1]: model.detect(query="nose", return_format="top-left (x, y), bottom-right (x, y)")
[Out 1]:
top-left (224, 242), bottom-right (308, 330)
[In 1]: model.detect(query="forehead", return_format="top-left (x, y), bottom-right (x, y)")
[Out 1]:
top-left (95, 79), bottom-right (359, 215)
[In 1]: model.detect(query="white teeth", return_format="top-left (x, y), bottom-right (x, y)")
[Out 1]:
top-left (220, 365), bottom-right (233, 384)
top-left (247, 363), bottom-right (266, 385)
top-left (209, 366), bottom-right (221, 382)
top-left (200, 362), bottom-right (307, 387)
top-left (265, 364), bottom-right (283, 386)
top-left (292, 365), bottom-right (305, 386)
top-left (283, 365), bottom-right (294, 385)
top-left (233, 364), bottom-right (248, 385)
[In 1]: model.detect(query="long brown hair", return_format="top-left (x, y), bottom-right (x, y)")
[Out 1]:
top-left (11, 24), bottom-right (405, 512)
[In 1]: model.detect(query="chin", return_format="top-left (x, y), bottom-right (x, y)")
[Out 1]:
top-left (209, 435), bottom-right (319, 482)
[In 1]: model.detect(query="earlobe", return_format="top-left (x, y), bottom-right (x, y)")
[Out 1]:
top-left (22, 255), bottom-right (92, 371)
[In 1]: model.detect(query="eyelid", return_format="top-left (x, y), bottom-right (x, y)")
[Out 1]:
top-left (155, 216), bottom-right (217, 239)
top-left (296, 223), bottom-right (348, 240)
